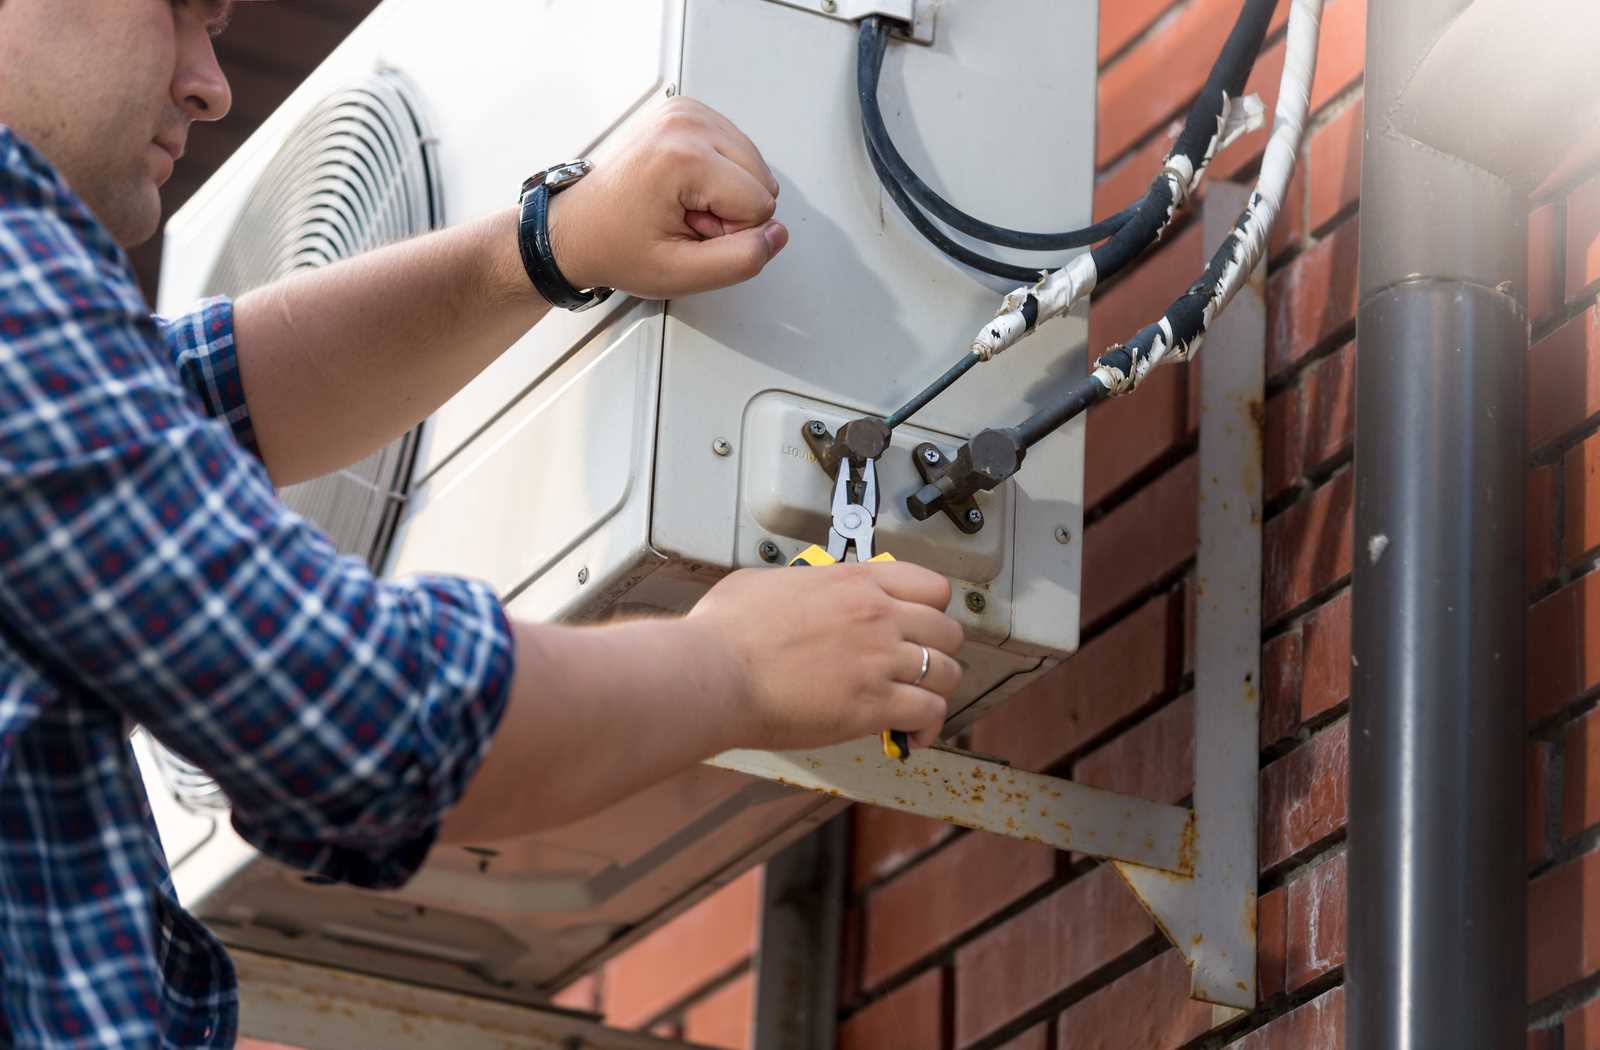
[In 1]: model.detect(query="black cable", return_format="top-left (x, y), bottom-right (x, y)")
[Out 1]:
top-left (885, 352), bottom-right (981, 429)
top-left (878, 0), bottom-right (1280, 502)
top-left (1012, 372), bottom-right (1110, 450)
top-left (865, 133), bottom-right (1050, 283)
top-left (858, 19), bottom-right (1134, 253)
top-left (1090, 0), bottom-right (1277, 284)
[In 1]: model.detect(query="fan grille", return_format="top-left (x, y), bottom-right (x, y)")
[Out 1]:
top-left (159, 73), bottom-right (442, 815)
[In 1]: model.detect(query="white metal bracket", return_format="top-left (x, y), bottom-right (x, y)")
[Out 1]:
top-left (711, 184), bottom-right (1264, 1012)
top-left (763, 0), bottom-right (936, 44)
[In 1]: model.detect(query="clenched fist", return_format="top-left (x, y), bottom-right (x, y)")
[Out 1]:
top-left (546, 97), bottom-right (789, 300)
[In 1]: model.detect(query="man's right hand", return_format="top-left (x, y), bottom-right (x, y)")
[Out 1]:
top-left (687, 562), bottom-right (965, 753)
top-left (546, 97), bottom-right (790, 301)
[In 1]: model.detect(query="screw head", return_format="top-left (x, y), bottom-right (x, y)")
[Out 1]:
top-left (758, 541), bottom-right (783, 564)
top-left (577, 567), bottom-right (590, 585)
top-left (922, 447), bottom-right (941, 465)
top-left (966, 508), bottom-right (984, 527)
top-left (965, 591), bottom-right (987, 614)
top-left (808, 421), bottom-right (829, 437)
top-left (712, 438), bottom-right (733, 457)
top-left (821, 0), bottom-right (837, 11)
top-left (1055, 526), bottom-right (1072, 544)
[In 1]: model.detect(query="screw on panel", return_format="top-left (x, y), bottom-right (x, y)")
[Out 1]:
top-left (922, 447), bottom-right (942, 465)
top-left (966, 508), bottom-right (984, 528)
top-left (1055, 526), bottom-right (1072, 544)
top-left (965, 592), bottom-right (987, 614)
top-left (577, 567), bottom-right (589, 585)
top-left (712, 438), bottom-right (733, 457)
top-left (808, 420), bottom-right (829, 438)
top-left (821, 0), bottom-right (837, 10)
top-left (758, 541), bottom-right (783, 564)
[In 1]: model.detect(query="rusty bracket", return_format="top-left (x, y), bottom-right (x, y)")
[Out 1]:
top-left (1112, 181), bottom-right (1264, 1010)
top-left (715, 184), bottom-right (1265, 1015)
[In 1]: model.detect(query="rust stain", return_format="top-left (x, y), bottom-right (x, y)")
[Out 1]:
top-left (1177, 812), bottom-right (1199, 876)
top-left (1236, 980), bottom-right (1249, 993)
top-left (1192, 934), bottom-right (1204, 947)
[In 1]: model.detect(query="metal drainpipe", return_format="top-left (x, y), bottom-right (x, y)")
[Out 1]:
top-left (1349, 1), bottom-right (1528, 1047)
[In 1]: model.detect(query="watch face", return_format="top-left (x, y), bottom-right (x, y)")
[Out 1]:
top-left (544, 160), bottom-right (591, 190)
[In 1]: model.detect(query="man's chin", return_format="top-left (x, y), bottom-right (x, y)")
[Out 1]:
top-left (104, 185), bottom-right (165, 250)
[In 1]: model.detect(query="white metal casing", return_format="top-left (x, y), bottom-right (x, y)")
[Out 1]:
top-left (153, 0), bottom-right (1094, 1003)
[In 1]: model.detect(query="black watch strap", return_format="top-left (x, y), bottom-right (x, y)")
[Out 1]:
top-left (517, 181), bottom-right (612, 312)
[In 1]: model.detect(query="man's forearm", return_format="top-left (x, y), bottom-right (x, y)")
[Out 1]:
top-left (437, 616), bottom-right (747, 844)
top-left (232, 207), bottom-right (542, 486)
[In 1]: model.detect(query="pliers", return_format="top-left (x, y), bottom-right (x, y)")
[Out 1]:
top-left (788, 459), bottom-right (914, 762)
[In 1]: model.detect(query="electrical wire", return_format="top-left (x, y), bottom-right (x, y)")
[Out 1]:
top-left (901, 0), bottom-right (1314, 519)
top-left (858, 18), bottom-right (1135, 254)
top-left (1094, 0), bottom-right (1323, 397)
top-left (969, 0), bottom-right (1279, 366)
top-left (878, 0), bottom-right (1278, 439)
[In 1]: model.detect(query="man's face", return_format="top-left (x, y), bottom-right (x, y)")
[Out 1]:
top-left (0, 0), bottom-right (235, 247)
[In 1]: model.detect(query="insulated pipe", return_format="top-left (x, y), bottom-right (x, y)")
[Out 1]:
top-left (1349, 1), bottom-right (1528, 1047)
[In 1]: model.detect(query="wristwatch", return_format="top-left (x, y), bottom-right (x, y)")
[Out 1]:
top-left (517, 160), bottom-right (615, 312)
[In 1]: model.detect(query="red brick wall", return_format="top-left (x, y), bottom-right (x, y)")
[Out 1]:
top-left (837, 0), bottom-right (1600, 1046)
top-left (579, 1), bottom-right (1600, 1047)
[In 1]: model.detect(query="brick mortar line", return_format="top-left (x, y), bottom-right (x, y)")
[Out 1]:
top-left (1543, 732), bottom-right (1566, 876)
top-left (958, 934), bottom-right (1171, 1050)
top-left (849, 825), bottom-right (975, 903)
top-left (847, 860), bottom-right (1115, 1016)
top-left (1302, 79), bottom-right (1365, 142)
top-left (1530, 679), bottom-right (1600, 745)
top-left (1094, 15), bottom-right (1295, 180)
top-left (1082, 438), bottom-right (1199, 528)
top-left (1263, 304), bottom-right (1357, 398)
top-left (1538, 779), bottom-right (1600, 874)
top-left (1264, 568), bottom-right (1352, 639)
top-left (1081, 558), bottom-right (1196, 640)
top-left (1096, 0), bottom-right (1196, 76)
top-left (1256, 668), bottom-right (1352, 773)
top-left (628, 956), bottom-right (752, 1036)
top-left (1259, 443), bottom-right (1353, 526)
top-left (1181, 970), bottom-right (1346, 1050)
top-left (1530, 967), bottom-right (1600, 1032)
top-left (1054, 672), bottom-right (1195, 774)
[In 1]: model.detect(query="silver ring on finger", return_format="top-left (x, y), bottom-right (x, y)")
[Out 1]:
top-left (912, 645), bottom-right (931, 687)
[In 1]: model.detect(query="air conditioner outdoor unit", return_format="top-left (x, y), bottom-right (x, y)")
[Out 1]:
top-left (147, 0), bottom-right (1095, 1006)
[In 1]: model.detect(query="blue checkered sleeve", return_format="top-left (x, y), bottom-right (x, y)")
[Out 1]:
top-left (158, 297), bottom-right (260, 461)
top-left (0, 135), bottom-right (514, 891)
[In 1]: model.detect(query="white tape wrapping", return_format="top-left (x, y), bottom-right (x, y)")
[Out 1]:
top-left (1125, 0), bottom-right (1323, 386)
top-left (971, 253), bottom-right (1099, 361)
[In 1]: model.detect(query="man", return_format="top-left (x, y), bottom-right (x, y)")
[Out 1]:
top-left (0, 1), bottom-right (965, 1045)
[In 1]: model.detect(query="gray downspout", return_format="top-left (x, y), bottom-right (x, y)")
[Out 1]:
top-left (1350, 1), bottom-right (1528, 1047)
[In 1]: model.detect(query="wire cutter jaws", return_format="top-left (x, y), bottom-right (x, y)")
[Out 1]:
top-left (826, 457), bottom-right (881, 562)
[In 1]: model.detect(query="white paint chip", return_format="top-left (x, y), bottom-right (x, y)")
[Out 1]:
top-left (1367, 534), bottom-right (1389, 565)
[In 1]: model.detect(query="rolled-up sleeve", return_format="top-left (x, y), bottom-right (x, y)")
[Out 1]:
top-left (0, 148), bottom-right (513, 889)
top-left (159, 296), bottom-right (260, 461)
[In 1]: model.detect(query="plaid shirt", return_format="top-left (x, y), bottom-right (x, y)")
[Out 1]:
top-left (0, 126), bottom-right (514, 1047)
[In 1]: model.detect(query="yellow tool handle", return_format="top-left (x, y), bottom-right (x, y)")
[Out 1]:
top-left (787, 547), bottom-right (908, 761)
